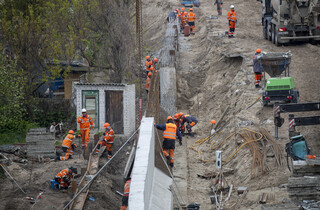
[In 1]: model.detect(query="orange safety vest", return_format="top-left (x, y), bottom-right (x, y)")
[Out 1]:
top-left (146, 60), bottom-right (152, 71)
top-left (188, 12), bottom-right (196, 22)
top-left (77, 114), bottom-right (94, 130)
top-left (163, 123), bottom-right (177, 140)
top-left (124, 180), bottom-right (131, 196)
top-left (56, 169), bottom-right (69, 179)
top-left (146, 77), bottom-right (151, 90)
top-left (180, 11), bottom-right (188, 21)
top-left (62, 134), bottom-right (74, 149)
top-left (227, 10), bottom-right (237, 22)
top-left (104, 128), bottom-right (114, 143)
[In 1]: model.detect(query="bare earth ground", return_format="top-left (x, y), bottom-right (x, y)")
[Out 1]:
top-left (174, 0), bottom-right (320, 209)
top-left (1, 0), bottom-right (320, 209)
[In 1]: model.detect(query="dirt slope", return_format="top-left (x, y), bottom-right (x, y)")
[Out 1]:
top-left (174, 0), bottom-right (320, 209)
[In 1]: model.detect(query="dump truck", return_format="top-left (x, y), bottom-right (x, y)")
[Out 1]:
top-left (261, 0), bottom-right (320, 45)
top-left (259, 51), bottom-right (299, 106)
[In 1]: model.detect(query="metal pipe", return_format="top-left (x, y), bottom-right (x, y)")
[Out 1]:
top-left (0, 164), bottom-right (26, 194)
top-left (63, 128), bottom-right (140, 210)
top-left (155, 130), bottom-right (187, 206)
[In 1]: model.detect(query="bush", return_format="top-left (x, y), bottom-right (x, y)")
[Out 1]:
top-left (0, 121), bottom-right (38, 145)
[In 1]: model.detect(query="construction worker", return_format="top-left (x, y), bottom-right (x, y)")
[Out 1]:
top-left (153, 58), bottom-right (158, 70)
top-left (95, 123), bottom-right (114, 159)
top-left (181, 114), bottom-right (198, 137)
top-left (188, 8), bottom-right (196, 35)
top-left (167, 10), bottom-right (177, 22)
top-left (173, 113), bottom-right (184, 134)
top-left (155, 116), bottom-right (182, 168)
top-left (54, 167), bottom-right (77, 190)
top-left (214, 0), bottom-right (223, 15)
top-left (145, 56), bottom-right (153, 76)
top-left (146, 72), bottom-right (152, 94)
top-left (77, 108), bottom-right (94, 147)
top-left (227, 5), bottom-right (237, 38)
top-left (179, 8), bottom-right (188, 32)
top-left (253, 49), bottom-right (263, 88)
top-left (121, 177), bottom-right (131, 210)
top-left (56, 130), bottom-right (77, 161)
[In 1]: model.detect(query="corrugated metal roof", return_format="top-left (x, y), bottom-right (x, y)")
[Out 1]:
top-left (74, 83), bottom-right (127, 86)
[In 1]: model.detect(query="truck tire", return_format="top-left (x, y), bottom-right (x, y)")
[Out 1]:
top-left (263, 21), bottom-right (268, 40)
top-left (271, 24), bottom-right (275, 44)
top-left (267, 23), bottom-right (272, 41)
top-left (274, 27), bottom-right (280, 46)
top-left (263, 99), bottom-right (268, 106)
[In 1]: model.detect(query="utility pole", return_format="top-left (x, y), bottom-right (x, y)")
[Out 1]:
top-left (136, 0), bottom-right (142, 124)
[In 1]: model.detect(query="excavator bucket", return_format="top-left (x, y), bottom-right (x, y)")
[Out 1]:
top-left (259, 51), bottom-right (292, 77)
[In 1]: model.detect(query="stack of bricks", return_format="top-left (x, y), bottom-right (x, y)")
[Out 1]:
top-left (26, 128), bottom-right (56, 159)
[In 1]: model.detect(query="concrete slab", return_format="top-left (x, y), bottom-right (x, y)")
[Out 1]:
top-left (160, 67), bottom-right (177, 116)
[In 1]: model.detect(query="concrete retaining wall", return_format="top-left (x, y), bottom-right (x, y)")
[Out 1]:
top-left (128, 117), bottom-right (172, 209)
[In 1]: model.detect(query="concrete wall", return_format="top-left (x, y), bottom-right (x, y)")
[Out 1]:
top-left (160, 67), bottom-right (177, 116)
top-left (129, 117), bottom-right (172, 210)
top-left (74, 83), bottom-right (135, 136)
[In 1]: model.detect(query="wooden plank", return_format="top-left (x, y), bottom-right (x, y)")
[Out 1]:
top-left (70, 144), bottom-right (106, 210)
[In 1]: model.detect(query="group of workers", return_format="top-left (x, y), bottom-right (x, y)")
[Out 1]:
top-left (53, 108), bottom-right (115, 190)
top-left (155, 112), bottom-right (198, 168)
top-left (145, 56), bottom-right (158, 94)
top-left (168, 3), bottom-right (237, 38)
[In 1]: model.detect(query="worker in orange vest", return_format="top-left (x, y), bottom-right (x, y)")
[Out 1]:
top-left (146, 72), bottom-right (152, 94)
top-left (153, 57), bottom-right (158, 71)
top-left (95, 123), bottom-right (114, 159)
top-left (214, 0), bottom-right (223, 15)
top-left (173, 113), bottom-right (184, 134)
top-left (227, 5), bottom-right (237, 38)
top-left (145, 56), bottom-right (153, 77)
top-left (253, 48), bottom-right (263, 88)
top-left (54, 167), bottom-right (77, 189)
top-left (155, 116), bottom-right (182, 167)
top-left (120, 177), bottom-right (131, 210)
top-left (56, 130), bottom-right (77, 161)
top-left (187, 8), bottom-right (196, 35)
top-left (180, 114), bottom-right (198, 137)
top-left (77, 108), bottom-right (94, 147)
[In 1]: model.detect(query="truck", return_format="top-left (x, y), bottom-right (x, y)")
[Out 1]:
top-left (261, 0), bottom-right (320, 45)
top-left (181, 0), bottom-right (200, 7)
top-left (259, 51), bottom-right (299, 106)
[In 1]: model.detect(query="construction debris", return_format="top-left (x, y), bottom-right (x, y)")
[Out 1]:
top-left (197, 168), bottom-right (234, 179)
top-left (26, 128), bottom-right (56, 159)
top-left (237, 187), bottom-right (247, 194)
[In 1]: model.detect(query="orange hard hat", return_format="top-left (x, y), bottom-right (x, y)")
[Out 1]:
top-left (256, 49), bottom-right (261, 53)
top-left (167, 116), bottom-right (173, 121)
top-left (148, 72), bottom-right (152, 76)
top-left (178, 112), bottom-right (184, 118)
top-left (181, 7), bottom-right (185, 11)
top-left (190, 8), bottom-right (193, 11)
top-left (154, 58), bottom-right (158, 63)
top-left (174, 114), bottom-right (179, 119)
top-left (104, 123), bottom-right (110, 129)
top-left (210, 120), bottom-right (217, 125)
top-left (146, 56), bottom-right (150, 60)
top-left (68, 130), bottom-right (74, 134)
top-left (150, 66), bottom-right (154, 70)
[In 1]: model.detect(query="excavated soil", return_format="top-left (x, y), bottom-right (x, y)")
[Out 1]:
top-left (173, 0), bottom-right (320, 209)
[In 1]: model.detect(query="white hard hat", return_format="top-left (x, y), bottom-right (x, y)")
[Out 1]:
top-left (82, 108), bottom-right (87, 113)
top-left (230, 5), bottom-right (235, 9)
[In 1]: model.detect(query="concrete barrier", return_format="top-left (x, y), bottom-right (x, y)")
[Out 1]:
top-left (128, 117), bottom-right (172, 209)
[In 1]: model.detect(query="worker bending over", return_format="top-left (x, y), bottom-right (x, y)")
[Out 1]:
top-left (146, 72), bottom-right (152, 94)
top-left (155, 116), bottom-right (182, 168)
top-left (214, 0), bottom-right (223, 15)
top-left (187, 8), bottom-right (196, 35)
top-left (181, 114), bottom-right (198, 137)
top-left (174, 113), bottom-right (185, 135)
top-left (56, 130), bottom-right (77, 161)
top-left (96, 123), bottom-right (114, 159)
top-left (54, 167), bottom-right (77, 190)
top-left (253, 49), bottom-right (263, 88)
top-left (121, 177), bottom-right (131, 210)
top-left (227, 5), bottom-right (237, 38)
top-left (77, 109), bottom-right (94, 147)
